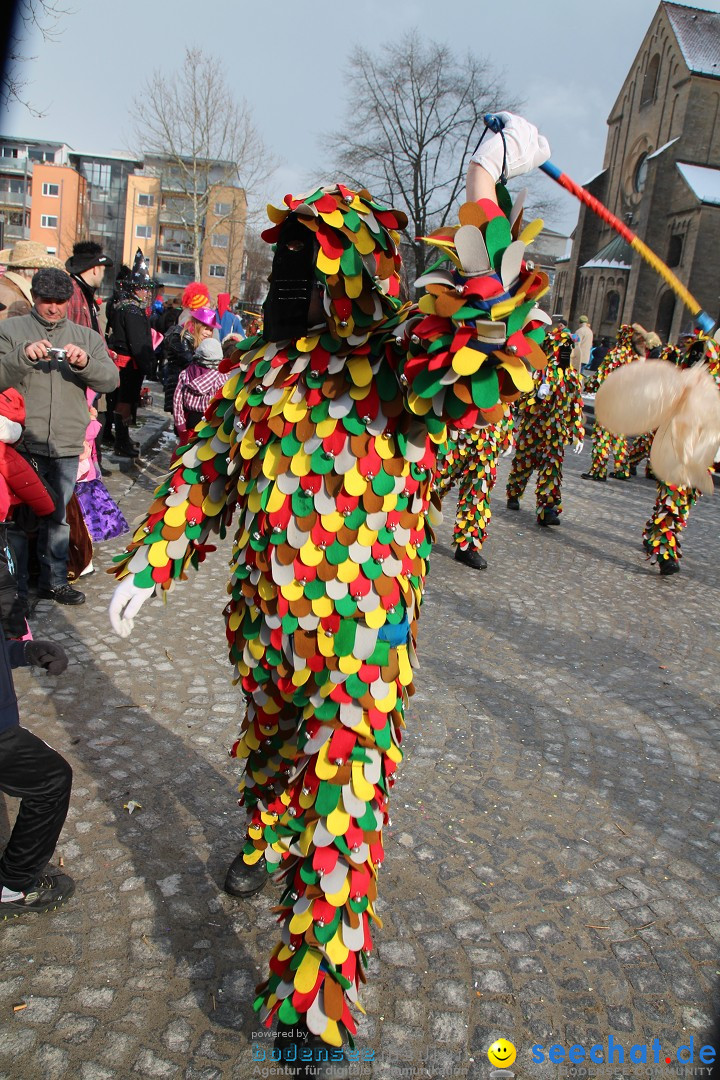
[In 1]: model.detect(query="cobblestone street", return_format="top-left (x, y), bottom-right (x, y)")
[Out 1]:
top-left (0, 418), bottom-right (718, 1080)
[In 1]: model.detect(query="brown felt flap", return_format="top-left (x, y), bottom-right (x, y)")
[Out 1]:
top-left (321, 377), bottom-right (344, 400)
top-left (323, 978), bottom-right (345, 1022)
top-left (384, 456), bottom-right (406, 476)
top-left (435, 293), bottom-right (465, 318)
top-left (275, 542), bottom-right (297, 565)
top-left (289, 595), bottom-right (313, 617)
top-left (250, 405), bottom-right (269, 422)
top-left (325, 474), bottom-right (344, 496)
top-left (296, 413), bottom-right (316, 442)
top-left (377, 251), bottom-right (396, 279)
top-left (189, 486), bottom-right (206, 506)
top-left (294, 629), bottom-right (317, 659)
top-left (316, 560), bottom-right (338, 583)
top-left (337, 525), bottom-right (357, 546)
top-left (267, 415), bottom-right (286, 438)
top-left (355, 290), bottom-right (377, 316)
top-left (296, 511), bottom-right (317, 531)
top-left (374, 575), bottom-right (395, 597)
top-left (362, 489), bottom-right (384, 513)
top-left (381, 656), bottom-right (401, 682)
top-left (255, 550), bottom-right (271, 575)
top-left (161, 523), bottom-right (188, 541)
top-left (458, 201), bottom-right (489, 228)
top-left (350, 433), bottom-right (370, 457)
top-left (453, 382), bottom-right (473, 404)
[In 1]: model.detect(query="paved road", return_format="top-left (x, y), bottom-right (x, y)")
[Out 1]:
top-left (1, 426), bottom-right (718, 1080)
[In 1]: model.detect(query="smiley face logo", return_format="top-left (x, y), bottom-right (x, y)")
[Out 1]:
top-left (488, 1039), bottom-right (517, 1068)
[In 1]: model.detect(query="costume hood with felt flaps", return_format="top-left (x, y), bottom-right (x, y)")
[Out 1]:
top-left (261, 184), bottom-right (408, 346)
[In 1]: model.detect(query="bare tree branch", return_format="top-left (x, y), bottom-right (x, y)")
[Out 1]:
top-left (322, 32), bottom-right (519, 283)
top-left (130, 47), bottom-right (278, 281)
top-left (2, 0), bottom-right (75, 115)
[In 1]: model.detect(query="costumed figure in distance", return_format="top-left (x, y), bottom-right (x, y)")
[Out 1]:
top-left (582, 323), bottom-right (647, 482)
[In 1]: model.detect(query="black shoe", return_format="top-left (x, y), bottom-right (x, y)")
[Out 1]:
top-left (581, 472), bottom-right (606, 482)
top-left (1, 872), bottom-right (75, 919)
top-left (224, 853), bottom-right (269, 898)
top-left (507, 497), bottom-right (520, 510)
top-left (659, 558), bottom-right (680, 576)
top-left (454, 546), bottom-right (487, 570)
top-left (629, 465), bottom-right (637, 476)
top-left (37, 584), bottom-right (86, 606)
top-left (610, 471), bottom-right (630, 481)
top-left (538, 510), bottom-right (561, 526)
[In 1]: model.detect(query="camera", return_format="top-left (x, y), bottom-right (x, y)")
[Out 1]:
top-left (47, 347), bottom-right (67, 362)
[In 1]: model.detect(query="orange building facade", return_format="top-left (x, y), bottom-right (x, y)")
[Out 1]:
top-left (28, 163), bottom-right (87, 263)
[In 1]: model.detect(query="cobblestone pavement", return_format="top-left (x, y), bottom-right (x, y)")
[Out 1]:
top-left (0, 425), bottom-right (718, 1080)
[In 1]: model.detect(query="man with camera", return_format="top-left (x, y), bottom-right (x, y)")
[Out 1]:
top-left (0, 268), bottom-right (118, 606)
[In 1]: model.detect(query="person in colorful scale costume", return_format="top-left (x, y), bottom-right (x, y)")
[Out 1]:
top-left (581, 324), bottom-right (647, 482)
top-left (108, 117), bottom-right (551, 1066)
top-left (505, 325), bottom-right (585, 525)
top-left (432, 411), bottom-right (513, 571)
top-left (640, 335), bottom-right (720, 576)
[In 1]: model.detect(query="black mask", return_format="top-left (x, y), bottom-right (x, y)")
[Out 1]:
top-left (263, 216), bottom-right (318, 342)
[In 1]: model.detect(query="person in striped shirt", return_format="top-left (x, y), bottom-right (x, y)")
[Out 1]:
top-left (172, 337), bottom-right (228, 442)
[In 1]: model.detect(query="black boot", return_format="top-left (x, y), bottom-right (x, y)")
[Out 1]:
top-left (658, 557), bottom-right (680, 576)
top-left (224, 853), bottom-right (269, 897)
top-left (113, 413), bottom-right (140, 458)
top-left (538, 509), bottom-right (561, 526)
top-left (507, 496), bottom-right (520, 510)
top-left (101, 411), bottom-right (115, 447)
top-left (454, 546), bottom-right (487, 570)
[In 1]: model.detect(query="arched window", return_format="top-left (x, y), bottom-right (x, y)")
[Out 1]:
top-left (641, 54), bottom-right (660, 106)
top-left (634, 153), bottom-right (649, 194)
top-left (667, 234), bottom-right (683, 268)
top-left (656, 291), bottom-right (676, 342)
top-left (603, 290), bottom-right (620, 324)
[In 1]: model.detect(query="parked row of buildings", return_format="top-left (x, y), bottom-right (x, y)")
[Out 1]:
top-left (0, 139), bottom-right (247, 302)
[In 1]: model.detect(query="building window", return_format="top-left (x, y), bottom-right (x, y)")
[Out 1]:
top-left (40, 215), bottom-right (58, 229)
top-left (603, 290), bottom-right (620, 323)
top-left (41, 182), bottom-right (59, 197)
top-left (1, 147), bottom-right (19, 159)
top-left (138, 192), bottom-right (155, 207)
top-left (29, 149), bottom-right (55, 163)
top-left (667, 234), bottom-right (683, 268)
top-left (8, 179), bottom-right (26, 195)
top-left (212, 233), bottom-right (229, 249)
top-left (214, 201), bottom-right (231, 216)
top-left (641, 54), bottom-right (660, 107)
top-left (633, 153), bottom-right (649, 194)
top-left (82, 162), bottom-right (112, 189)
top-left (209, 264), bottom-right (226, 278)
top-left (160, 260), bottom-right (183, 276)
top-left (136, 225), bottom-right (152, 239)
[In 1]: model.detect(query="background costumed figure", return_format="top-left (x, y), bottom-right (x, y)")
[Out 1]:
top-left (506, 325), bottom-right (585, 524)
top-left (582, 324), bottom-right (646, 482)
top-left (433, 413), bottom-right (512, 570)
top-left (108, 116), bottom-right (550, 1068)
top-left (596, 334), bottom-right (720, 577)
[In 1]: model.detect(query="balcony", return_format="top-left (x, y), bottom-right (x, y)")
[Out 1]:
top-left (156, 272), bottom-right (194, 288)
top-left (0, 158), bottom-right (31, 175)
top-left (156, 241), bottom-right (193, 258)
top-left (0, 224), bottom-right (31, 243)
top-left (0, 191), bottom-right (31, 208)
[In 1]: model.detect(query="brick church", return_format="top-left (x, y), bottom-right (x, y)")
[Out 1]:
top-left (552, 2), bottom-right (720, 341)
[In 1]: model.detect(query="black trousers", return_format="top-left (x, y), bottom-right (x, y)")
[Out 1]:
top-left (0, 725), bottom-right (72, 891)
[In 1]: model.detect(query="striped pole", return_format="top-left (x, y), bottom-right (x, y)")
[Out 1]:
top-left (481, 115), bottom-right (715, 335)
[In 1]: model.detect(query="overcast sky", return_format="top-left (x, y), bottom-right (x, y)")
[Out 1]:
top-left (3, 0), bottom-right (720, 234)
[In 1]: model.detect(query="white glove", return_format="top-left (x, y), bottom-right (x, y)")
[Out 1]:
top-left (109, 578), bottom-right (154, 639)
top-left (573, 441), bottom-right (584, 455)
top-left (471, 112), bottom-right (551, 182)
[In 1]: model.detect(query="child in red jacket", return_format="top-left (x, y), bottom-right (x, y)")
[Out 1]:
top-left (0, 390), bottom-right (55, 638)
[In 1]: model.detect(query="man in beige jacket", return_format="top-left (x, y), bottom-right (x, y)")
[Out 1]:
top-left (0, 241), bottom-right (66, 321)
top-left (572, 314), bottom-right (594, 371)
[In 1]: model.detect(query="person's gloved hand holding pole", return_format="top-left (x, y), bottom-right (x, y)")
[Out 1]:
top-left (467, 111), bottom-right (551, 202)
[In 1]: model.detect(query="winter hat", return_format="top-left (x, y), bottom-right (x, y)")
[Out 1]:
top-left (65, 241), bottom-right (113, 275)
top-left (578, 315), bottom-right (589, 324)
top-left (180, 281), bottom-right (210, 311)
top-left (190, 306), bottom-right (220, 329)
top-left (194, 338), bottom-right (223, 368)
top-left (31, 268), bottom-right (74, 302)
top-left (0, 239), bottom-right (65, 271)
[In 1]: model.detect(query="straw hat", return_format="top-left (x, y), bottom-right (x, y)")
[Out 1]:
top-left (0, 240), bottom-right (66, 271)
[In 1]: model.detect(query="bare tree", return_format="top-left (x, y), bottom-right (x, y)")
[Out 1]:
top-left (323, 32), bottom-right (517, 282)
top-left (238, 231), bottom-right (272, 309)
top-left (2, 0), bottom-right (73, 115)
top-left (130, 48), bottom-right (277, 280)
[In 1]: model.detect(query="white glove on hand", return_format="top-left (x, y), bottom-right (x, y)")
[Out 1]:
top-left (472, 112), bottom-right (551, 183)
top-left (573, 441), bottom-right (584, 455)
top-left (109, 578), bottom-right (154, 639)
